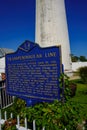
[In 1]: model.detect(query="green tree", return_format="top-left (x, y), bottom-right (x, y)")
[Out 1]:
top-left (79, 56), bottom-right (87, 61)
top-left (71, 54), bottom-right (79, 62)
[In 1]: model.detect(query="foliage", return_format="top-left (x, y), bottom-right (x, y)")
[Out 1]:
top-left (59, 73), bottom-right (77, 101)
top-left (2, 97), bottom-right (82, 129)
top-left (2, 98), bottom-right (26, 119)
top-left (71, 54), bottom-right (79, 62)
top-left (2, 118), bottom-right (17, 130)
top-left (78, 66), bottom-right (87, 83)
top-left (79, 56), bottom-right (87, 62)
top-left (1, 98), bottom-right (25, 130)
top-left (71, 54), bottom-right (87, 62)
top-left (20, 100), bottom-right (81, 130)
top-left (59, 73), bottom-right (71, 101)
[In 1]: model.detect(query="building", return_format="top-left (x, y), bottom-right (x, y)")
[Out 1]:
top-left (0, 48), bottom-right (14, 80)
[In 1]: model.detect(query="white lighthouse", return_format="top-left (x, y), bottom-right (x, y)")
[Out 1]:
top-left (35, 0), bottom-right (72, 74)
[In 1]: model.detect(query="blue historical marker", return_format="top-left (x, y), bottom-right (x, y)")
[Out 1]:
top-left (6, 40), bottom-right (62, 106)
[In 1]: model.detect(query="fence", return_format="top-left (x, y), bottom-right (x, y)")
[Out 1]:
top-left (0, 111), bottom-right (45, 130)
top-left (0, 81), bottom-right (14, 109)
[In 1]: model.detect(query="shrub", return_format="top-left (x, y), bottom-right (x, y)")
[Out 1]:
top-left (78, 66), bottom-right (87, 83)
top-left (20, 100), bottom-right (82, 130)
top-left (59, 73), bottom-right (77, 102)
top-left (2, 98), bottom-right (26, 119)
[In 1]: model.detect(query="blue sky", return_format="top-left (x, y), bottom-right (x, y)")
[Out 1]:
top-left (0, 0), bottom-right (87, 57)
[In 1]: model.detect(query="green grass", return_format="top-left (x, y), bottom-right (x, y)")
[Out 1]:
top-left (70, 80), bottom-right (87, 119)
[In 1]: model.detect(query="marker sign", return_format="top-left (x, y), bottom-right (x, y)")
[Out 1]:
top-left (6, 40), bottom-right (62, 106)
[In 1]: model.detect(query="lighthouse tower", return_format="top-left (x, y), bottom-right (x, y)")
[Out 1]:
top-left (35, 0), bottom-right (72, 74)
